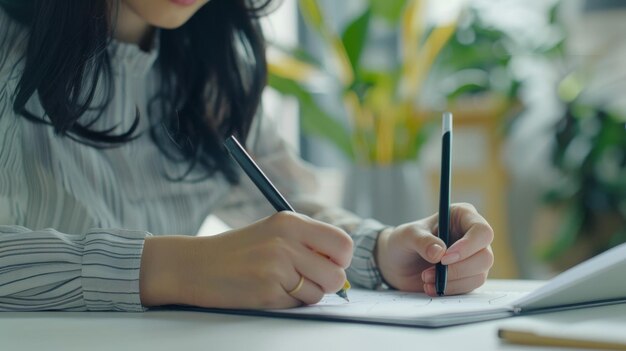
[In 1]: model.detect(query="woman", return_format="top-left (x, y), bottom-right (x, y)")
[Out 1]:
top-left (0, 0), bottom-right (494, 311)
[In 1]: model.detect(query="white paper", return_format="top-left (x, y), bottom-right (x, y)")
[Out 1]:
top-left (513, 242), bottom-right (626, 311)
top-left (234, 243), bottom-right (626, 328)
top-left (276, 288), bottom-right (527, 320)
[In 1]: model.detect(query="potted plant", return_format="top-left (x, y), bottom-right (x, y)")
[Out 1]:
top-left (537, 72), bottom-right (626, 271)
top-left (518, 0), bottom-right (626, 271)
top-left (267, 0), bottom-right (528, 225)
top-left (268, 0), bottom-right (458, 225)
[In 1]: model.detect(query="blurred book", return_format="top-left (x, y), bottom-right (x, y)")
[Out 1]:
top-left (499, 318), bottom-right (626, 350)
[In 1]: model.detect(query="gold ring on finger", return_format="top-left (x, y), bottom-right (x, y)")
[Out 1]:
top-left (288, 275), bottom-right (305, 296)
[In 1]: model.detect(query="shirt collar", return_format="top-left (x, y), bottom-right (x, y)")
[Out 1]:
top-left (109, 31), bottom-right (159, 76)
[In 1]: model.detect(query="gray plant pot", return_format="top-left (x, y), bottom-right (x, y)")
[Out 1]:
top-left (342, 162), bottom-right (431, 226)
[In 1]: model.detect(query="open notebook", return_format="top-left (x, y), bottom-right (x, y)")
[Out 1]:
top-left (178, 242), bottom-right (626, 328)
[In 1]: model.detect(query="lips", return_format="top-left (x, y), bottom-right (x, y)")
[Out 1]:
top-left (170, 0), bottom-right (197, 6)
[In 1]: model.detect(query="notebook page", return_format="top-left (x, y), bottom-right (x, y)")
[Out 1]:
top-left (512, 242), bottom-right (626, 311)
top-left (178, 280), bottom-right (542, 328)
top-left (275, 287), bottom-right (527, 320)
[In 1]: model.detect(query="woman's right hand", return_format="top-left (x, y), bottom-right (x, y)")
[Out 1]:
top-left (139, 212), bottom-right (353, 309)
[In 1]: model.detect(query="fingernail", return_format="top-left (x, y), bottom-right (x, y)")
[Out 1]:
top-left (441, 253), bottom-right (461, 265)
top-left (427, 244), bottom-right (444, 260)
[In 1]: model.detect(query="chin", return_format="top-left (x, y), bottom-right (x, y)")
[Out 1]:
top-left (151, 16), bottom-right (192, 29)
top-left (144, 8), bottom-right (200, 29)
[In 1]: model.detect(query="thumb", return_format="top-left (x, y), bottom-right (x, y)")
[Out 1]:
top-left (405, 227), bottom-right (447, 264)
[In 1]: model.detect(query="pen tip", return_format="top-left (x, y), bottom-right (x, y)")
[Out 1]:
top-left (336, 290), bottom-right (349, 302)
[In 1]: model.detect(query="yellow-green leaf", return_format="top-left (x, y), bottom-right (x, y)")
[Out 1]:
top-left (268, 74), bottom-right (355, 159)
top-left (299, 0), bottom-right (325, 33)
top-left (342, 8), bottom-right (372, 72)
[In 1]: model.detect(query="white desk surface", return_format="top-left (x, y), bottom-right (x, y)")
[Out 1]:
top-left (1, 280), bottom-right (624, 351)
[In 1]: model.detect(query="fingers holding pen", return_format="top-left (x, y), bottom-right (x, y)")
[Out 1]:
top-left (173, 212), bottom-right (350, 310)
top-left (278, 242), bottom-right (347, 306)
top-left (422, 247), bottom-right (493, 283)
top-left (278, 212), bottom-right (353, 269)
top-left (290, 243), bottom-right (348, 295)
top-left (265, 212), bottom-right (351, 304)
top-left (223, 138), bottom-right (353, 306)
top-left (442, 203), bottom-right (494, 265)
top-left (283, 272), bottom-right (324, 306)
top-left (423, 273), bottom-right (487, 297)
top-left (421, 246), bottom-right (492, 296)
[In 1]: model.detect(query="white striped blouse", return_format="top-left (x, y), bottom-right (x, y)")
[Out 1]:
top-left (0, 9), bottom-right (386, 311)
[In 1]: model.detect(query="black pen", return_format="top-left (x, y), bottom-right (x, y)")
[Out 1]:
top-left (223, 135), bottom-right (351, 302)
top-left (436, 112), bottom-right (452, 296)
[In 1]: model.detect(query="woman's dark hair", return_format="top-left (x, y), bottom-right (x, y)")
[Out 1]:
top-left (0, 0), bottom-right (273, 183)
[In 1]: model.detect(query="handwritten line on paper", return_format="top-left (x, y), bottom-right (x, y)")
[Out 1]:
top-left (276, 289), bottom-right (528, 319)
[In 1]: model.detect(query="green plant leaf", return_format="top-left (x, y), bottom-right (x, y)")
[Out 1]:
top-left (370, 0), bottom-right (407, 24)
top-left (406, 122), bottom-right (434, 159)
top-left (540, 205), bottom-right (583, 261)
top-left (268, 74), bottom-right (354, 159)
top-left (341, 8), bottom-right (372, 73)
top-left (447, 82), bottom-right (489, 101)
top-left (268, 41), bottom-right (324, 68)
top-left (298, 0), bottom-right (325, 34)
top-left (299, 102), bottom-right (355, 160)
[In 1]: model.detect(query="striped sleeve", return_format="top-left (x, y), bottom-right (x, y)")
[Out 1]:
top-left (310, 211), bottom-right (389, 290)
top-left (348, 220), bottom-right (388, 289)
top-left (0, 226), bottom-right (150, 311)
top-left (0, 19), bottom-right (150, 311)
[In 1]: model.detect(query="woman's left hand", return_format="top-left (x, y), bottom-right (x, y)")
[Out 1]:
top-left (374, 203), bottom-right (494, 296)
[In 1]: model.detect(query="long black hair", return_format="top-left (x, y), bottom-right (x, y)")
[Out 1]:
top-left (0, 0), bottom-right (273, 183)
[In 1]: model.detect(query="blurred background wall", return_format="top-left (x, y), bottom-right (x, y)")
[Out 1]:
top-left (205, 0), bottom-right (626, 281)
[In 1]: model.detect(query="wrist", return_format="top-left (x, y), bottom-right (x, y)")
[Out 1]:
top-left (374, 227), bottom-right (395, 289)
top-left (139, 236), bottom-right (194, 306)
